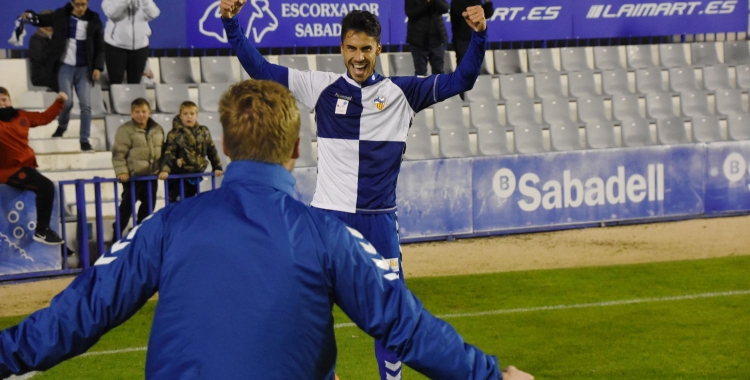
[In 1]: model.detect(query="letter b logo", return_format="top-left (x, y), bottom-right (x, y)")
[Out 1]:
top-left (723, 152), bottom-right (747, 182)
top-left (493, 168), bottom-right (516, 198)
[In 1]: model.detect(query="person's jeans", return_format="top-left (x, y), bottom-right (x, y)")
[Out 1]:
top-left (57, 64), bottom-right (91, 144)
top-left (410, 43), bottom-right (446, 76)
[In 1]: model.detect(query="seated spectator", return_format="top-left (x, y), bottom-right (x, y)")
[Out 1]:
top-left (111, 98), bottom-right (164, 239)
top-left (28, 10), bottom-right (58, 92)
top-left (158, 101), bottom-right (223, 203)
top-left (0, 86), bottom-right (67, 245)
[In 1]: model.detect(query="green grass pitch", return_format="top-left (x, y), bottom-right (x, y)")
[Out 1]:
top-left (1, 255), bottom-right (748, 379)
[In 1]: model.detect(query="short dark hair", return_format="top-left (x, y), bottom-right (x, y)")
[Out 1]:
top-left (130, 97), bottom-right (150, 110)
top-left (0, 87), bottom-right (9, 98)
top-left (341, 10), bottom-right (381, 43)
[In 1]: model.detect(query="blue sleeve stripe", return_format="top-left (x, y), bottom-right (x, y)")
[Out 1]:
top-left (222, 17), bottom-right (289, 88)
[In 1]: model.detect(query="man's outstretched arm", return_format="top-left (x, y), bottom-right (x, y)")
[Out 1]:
top-left (220, 1), bottom-right (288, 85)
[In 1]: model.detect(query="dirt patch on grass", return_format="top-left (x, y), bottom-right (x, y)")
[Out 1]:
top-left (2, 216), bottom-right (749, 317)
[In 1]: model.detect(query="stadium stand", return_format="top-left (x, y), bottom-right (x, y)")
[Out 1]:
top-left (627, 45), bottom-right (658, 69)
top-left (110, 84), bottom-right (149, 114)
top-left (690, 42), bottom-right (722, 66)
top-left (593, 46), bottom-right (625, 70)
top-left (200, 56), bottom-right (235, 83)
top-left (464, 75), bottom-right (501, 104)
top-left (493, 50), bottom-right (523, 74)
top-left (656, 117), bottom-right (690, 144)
top-left (159, 57), bottom-right (198, 85)
top-left (198, 83), bottom-right (231, 113)
top-left (602, 68), bottom-right (636, 96)
top-left (528, 48), bottom-right (557, 73)
top-left (636, 67), bottom-right (670, 94)
top-left (499, 73), bottom-right (533, 101)
top-left (549, 119), bottom-right (582, 151)
top-left (155, 84), bottom-right (190, 114)
top-left (723, 40), bottom-right (750, 65)
top-left (560, 47), bottom-right (591, 72)
top-left (585, 120), bottom-right (617, 149)
top-left (438, 127), bottom-right (473, 158)
top-left (659, 44), bottom-right (690, 67)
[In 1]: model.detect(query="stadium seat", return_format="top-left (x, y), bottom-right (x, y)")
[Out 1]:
top-left (240, 67), bottom-right (252, 81)
top-left (702, 64), bottom-right (734, 91)
top-left (443, 50), bottom-right (455, 74)
top-left (549, 120), bottom-right (582, 151)
top-left (404, 123), bottom-right (435, 160)
top-left (433, 99), bottom-right (469, 131)
top-left (727, 114), bottom-right (750, 140)
top-left (513, 124), bottom-right (547, 154)
top-left (198, 82), bottom-right (231, 112)
top-left (613, 94), bottom-right (647, 122)
top-left (715, 88), bottom-right (747, 116)
top-left (542, 97), bottom-right (575, 124)
top-left (656, 117), bottom-right (690, 144)
top-left (577, 96), bottom-right (610, 124)
top-left (680, 90), bottom-right (716, 119)
top-left (690, 42), bottom-right (721, 66)
top-left (659, 44), bottom-right (690, 68)
top-left (296, 133), bottom-right (317, 167)
top-left (389, 53), bottom-right (415, 76)
top-left (499, 73), bottom-right (532, 100)
top-left (438, 127), bottom-right (473, 158)
top-left (568, 70), bottom-right (600, 98)
top-left (585, 120), bottom-right (617, 149)
top-left (593, 47), bottom-right (624, 70)
top-left (410, 111), bottom-right (433, 134)
top-left (469, 100), bottom-right (504, 131)
top-left (668, 66), bottom-right (702, 93)
top-left (299, 104), bottom-right (316, 137)
top-left (200, 56), bottom-right (235, 83)
top-left (110, 84), bottom-right (148, 114)
top-left (620, 118), bottom-right (655, 147)
top-left (627, 45), bottom-right (657, 69)
top-left (534, 72), bottom-right (568, 100)
top-left (477, 125), bottom-right (511, 155)
top-left (316, 54), bottom-right (345, 73)
top-left (635, 67), bottom-right (668, 94)
top-left (155, 84), bottom-right (190, 114)
top-left (278, 55), bottom-right (310, 71)
top-left (528, 48), bottom-right (557, 72)
top-left (464, 75), bottom-right (500, 103)
top-left (159, 57), bottom-right (197, 85)
top-left (736, 64), bottom-right (750, 90)
top-left (151, 113), bottom-right (176, 132)
top-left (723, 40), bottom-right (750, 66)
top-left (602, 68), bottom-right (635, 96)
top-left (197, 112), bottom-right (222, 139)
top-left (646, 93), bottom-right (680, 120)
top-left (506, 98), bottom-right (541, 127)
top-left (691, 115), bottom-right (723, 142)
top-left (493, 50), bottom-right (523, 74)
top-left (105, 114), bottom-right (129, 149)
top-left (561, 47), bottom-right (591, 72)
top-left (71, 83), bottom-right (108, 119)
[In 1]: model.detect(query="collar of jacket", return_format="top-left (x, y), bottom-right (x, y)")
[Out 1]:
top-left (222, 160), bottom-right (296, 197)
top-left (0, 107), bottom-right (19, 122)
top-left (345, 71), bottom-right (384, 88)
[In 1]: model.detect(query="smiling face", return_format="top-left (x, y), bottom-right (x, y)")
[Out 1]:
top-left (131, 105), bottom-right (151, 128)
top-left (0, 94), bottom-right (11, 108)
top-left (340, 30), bottom-right (381, 84)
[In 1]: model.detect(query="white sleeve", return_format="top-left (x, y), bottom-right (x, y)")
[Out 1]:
top-left (287, 69), bottom-right (342, 110)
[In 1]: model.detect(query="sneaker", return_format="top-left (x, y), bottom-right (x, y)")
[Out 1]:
top-left (33, 228), bottom-right (64, 245)
top-left (80, 142), bottom-right (94, 152)
top-left (51, 128), bottom-right (65, 138)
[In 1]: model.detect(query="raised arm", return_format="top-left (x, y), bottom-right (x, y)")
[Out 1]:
top-left (323, 219), bottom-right (502, 379)
top-left (221, 15), bottom-right (289, 86)
top-left (24, 94), bottom-right (66, 127)
top-left (0, 214), bottom-right (164, 378)
top-left (139, 0), bottom-right (161, 21)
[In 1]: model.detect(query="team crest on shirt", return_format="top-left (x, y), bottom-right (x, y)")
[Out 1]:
top-left (373, 96), bottom-right (387, 111)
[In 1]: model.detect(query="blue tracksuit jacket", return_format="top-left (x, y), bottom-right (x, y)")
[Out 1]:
top-left (0, 161), bottom-right (501, 379)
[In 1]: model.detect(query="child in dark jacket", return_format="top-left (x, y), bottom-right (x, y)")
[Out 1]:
top-left (158, 101), bottom-right (223, 203)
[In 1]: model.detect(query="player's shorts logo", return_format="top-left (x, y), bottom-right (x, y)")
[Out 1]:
top-left (373, 96), bottom-right (386, 111)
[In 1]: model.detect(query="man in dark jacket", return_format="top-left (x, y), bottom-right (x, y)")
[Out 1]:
top-left (405, 0), bottom-right (449, 75)
top-left (451, 0), bottom-right (493, 67)
top-left (22, 0), bottom-right (105, 152)
top-left (28, 11), bottom-right (59, 92)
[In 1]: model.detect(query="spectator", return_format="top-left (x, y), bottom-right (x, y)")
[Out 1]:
top-left (0, 79), bottom-right (533, 380)
top-left (22, 0), bottom-right (105, 152)
top-left (158, 101), bottom-right (223, 203)
top-left (102, 0), bottom-right (160, 85)
top-left (0, 86), bottom-right (67, 245)
top-left (111, 98), bottom-right (164, 239)
top-left (451, 0), bottom-right (493, 67)
top-left (405, 0), bottom-right (450, 75)
top-left (28, 10), bottom-right (59, 92)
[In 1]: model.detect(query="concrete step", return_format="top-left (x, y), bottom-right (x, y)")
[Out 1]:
top-left (37, 152), bottom-right (113, 171)
top-left (29, 119), bottom-right (108, 150)
top-left (42, 168), bottom-right (117, 182)
top-left (67, 199), bottom-right (167, 219)
top-left (60, 181), bottom-right (167, 205)
top-left (29, 137), bottom-right (104, 154)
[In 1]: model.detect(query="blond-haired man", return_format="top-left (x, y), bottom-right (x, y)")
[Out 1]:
top-left (0, 80), bottom-right (531, 380)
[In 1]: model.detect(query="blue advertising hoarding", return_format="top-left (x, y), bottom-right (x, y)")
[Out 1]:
top-left (186, 0), bottom-right (391, 48)
top-left (472, 146), bottom-right (705, 233)
top-left (573, 0), bottom-right (748, 38)
top-left (396, 159), bottom-right (473, 239)
top-left (704, 141), bottom-right (750, 214)
top-left (0, 185), bottom-right (63, 276)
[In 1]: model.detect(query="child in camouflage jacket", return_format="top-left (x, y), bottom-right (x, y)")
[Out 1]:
top-left (158, 101), bottom-right (223, 203)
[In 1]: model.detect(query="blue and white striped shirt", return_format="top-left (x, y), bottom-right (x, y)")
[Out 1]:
top-left (62, 15), bottom-right (88, 67)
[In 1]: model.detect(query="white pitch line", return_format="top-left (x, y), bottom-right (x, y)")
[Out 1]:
top-left (334, 289), bottom-right (750, 328)
top-left (13, 288), bottom-right (750, 373)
